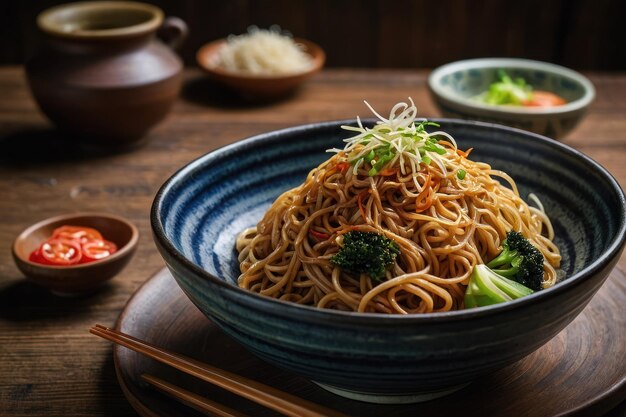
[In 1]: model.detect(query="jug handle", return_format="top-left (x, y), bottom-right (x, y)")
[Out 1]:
top-left (158, 17), bottom-right (188, 50)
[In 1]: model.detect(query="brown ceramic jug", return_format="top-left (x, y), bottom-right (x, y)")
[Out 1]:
top-left (26, 1), bottom-right (188, 148)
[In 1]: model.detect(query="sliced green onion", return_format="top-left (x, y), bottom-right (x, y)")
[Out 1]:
top-left (424, 141), bottom-right (446, 155)
top-left (457, 169), bottom-right (466, 180)
top-left (368, 153), bottom-right (394, 176)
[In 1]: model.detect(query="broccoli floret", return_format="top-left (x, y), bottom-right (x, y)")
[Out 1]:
top-left (486, 231), bottom-right (545, 291)
top-left (464, 231), bottom-right (545, 309)
top-left (464, 264), bottom-right (534, 308)
top-left (331, 231), bottom-right (400, 282)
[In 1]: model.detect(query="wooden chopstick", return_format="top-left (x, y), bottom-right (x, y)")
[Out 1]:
top-left (141, 373), bottom-right (249, 417)
top-left (90, 324), bottom-right (350, 417)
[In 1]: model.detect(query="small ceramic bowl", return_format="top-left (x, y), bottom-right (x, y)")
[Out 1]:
top-left (12, 213), bottom-right (139, 296)
top-left (196, 38), bottom-right (325, 99)
top-left (151, 119), bottom-right (626, 403)
top-left (428, 58), bottom-right (595, 139)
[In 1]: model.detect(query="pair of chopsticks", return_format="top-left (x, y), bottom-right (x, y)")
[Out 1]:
top-left (90, 324), bottom-right (349, 417)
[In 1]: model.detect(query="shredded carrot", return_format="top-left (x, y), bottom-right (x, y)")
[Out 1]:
top-left (456, 147), bottom-right (474, 158)
top-left (323, 161), bottom-right (348, 180)
top-left (379, 168), bottom-right (397, 177)
top-left (415, 191), bottom-right (434, 213)
top-left (415, 174), bottom-right (434, 213)
top-left (357, 190), bottom-right (370, 220)
top-left (309, 229), bottom-right (330, 240)
top-left (336, 162), bottom-right (350, 173)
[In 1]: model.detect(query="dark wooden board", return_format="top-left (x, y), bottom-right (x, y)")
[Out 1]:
top-left (114, 268), bottom-right (626, 417)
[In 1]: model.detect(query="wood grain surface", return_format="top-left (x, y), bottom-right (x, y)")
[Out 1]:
top-left (0, 67), bottom-right (625, 416)
top-left (114, 268), bottom-right (626, 417)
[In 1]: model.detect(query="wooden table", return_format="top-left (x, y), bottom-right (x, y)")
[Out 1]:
top-left (0, 67), bottom-right (624, 416)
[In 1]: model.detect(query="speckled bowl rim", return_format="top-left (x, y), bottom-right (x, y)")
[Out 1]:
top-left (151, 119), bottom-right (626, 324)
top-left (37, 1), bottom-right (164, 40)
top-left (428, 58), bottom-right (596, 115)
top-left (12, 212), bottom-right (139, 270)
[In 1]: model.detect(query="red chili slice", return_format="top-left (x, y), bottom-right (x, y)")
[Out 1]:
top-left (81, 240), bottom-right (118, 263)
top-left (29, 248), bottom-right (50, 264)
top-left (39, 238), bottom-right (83, 265)
top-left (52, 226), bottom-right (103, 244)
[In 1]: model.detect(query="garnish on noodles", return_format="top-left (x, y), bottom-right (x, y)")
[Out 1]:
top-left (236, 99), bottom-right (561, 313)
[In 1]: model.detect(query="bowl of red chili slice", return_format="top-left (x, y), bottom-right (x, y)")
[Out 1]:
top-left (12, 213), bottom-right (138, 295)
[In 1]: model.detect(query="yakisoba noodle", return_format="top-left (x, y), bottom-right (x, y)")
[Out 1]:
top-left (236, 100), bottom-right (561, 314)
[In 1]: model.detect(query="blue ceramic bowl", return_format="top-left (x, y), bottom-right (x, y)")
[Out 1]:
top-left (151, 119), bottom-right (625, 404)
top-left (428, 58), bottom-right (595, 139)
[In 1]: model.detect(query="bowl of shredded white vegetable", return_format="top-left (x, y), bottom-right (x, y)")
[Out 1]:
top-left (196, 27), bottom-right (325, 99)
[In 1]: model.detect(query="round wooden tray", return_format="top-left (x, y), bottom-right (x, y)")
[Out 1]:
top-left (113, 267), bottom-right (626, 417)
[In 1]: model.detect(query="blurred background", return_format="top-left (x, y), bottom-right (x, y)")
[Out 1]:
top-left (2, 0), bottom-right (625, 70)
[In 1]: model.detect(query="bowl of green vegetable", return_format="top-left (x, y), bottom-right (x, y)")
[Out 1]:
top-left (428, 58), bottom-right (595, 139)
